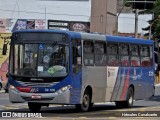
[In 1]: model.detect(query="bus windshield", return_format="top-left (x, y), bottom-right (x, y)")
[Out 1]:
top-left (10, 43), bottom-right (69, 77)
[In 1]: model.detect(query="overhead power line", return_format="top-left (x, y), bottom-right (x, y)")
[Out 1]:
top-left (0, 8), bottom-right (89, 17)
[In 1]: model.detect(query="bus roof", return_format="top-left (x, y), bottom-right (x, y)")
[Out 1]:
top-left (106, 35), bottom-right (154, 45)
top-left (13, 29), bottom-right (71, 34)
top-left (13, 30), bottom-right (154, 45)
top-left (13, 29), bottom-right (82, 39)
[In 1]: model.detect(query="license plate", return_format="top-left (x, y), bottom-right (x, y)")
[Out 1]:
top-left (31, 95), bottom-right (42, 99)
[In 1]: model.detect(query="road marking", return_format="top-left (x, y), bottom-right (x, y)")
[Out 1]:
top-left (0, 98), bottom-right (9, 99)
top-left (108, 117), bottom-right (116, 119)
top-left (0, 104), bottom-right (28, 110)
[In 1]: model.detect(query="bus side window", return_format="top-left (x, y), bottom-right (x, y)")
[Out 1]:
top-left (140, 46), bottom-right (151, 67)
top-left (107, 43), bottom-right (118, 66)
top-left (130, 45), bottom-right (140, 67)
top-left (83, 40), bottom-right (94, 66)
top-left (119, 44), bottom-right (129, 67)
top-left (95, 42), bottom-right (106, 66)
top-left (72, 39), bottom-right (82, 74)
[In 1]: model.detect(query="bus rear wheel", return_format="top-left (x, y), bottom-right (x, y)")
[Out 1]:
top-left (116, 87), bottom-right (134, 108)
top-left (28, 102), bottom-right (41, 112)
top-left (124, 87), bottom-right (134, 108)
top-left (76, 89), bottom-right (91, 112)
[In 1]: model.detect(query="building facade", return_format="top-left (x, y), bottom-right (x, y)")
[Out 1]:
top-left (90, 0), bottom-right (117, 35)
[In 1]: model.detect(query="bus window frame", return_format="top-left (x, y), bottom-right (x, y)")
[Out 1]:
top-left (72, 39), bottom-right (82, 74)
top-left (94, 41), bottom-right (107, 66)
top-left (107, 42), bottom-right (119, 66)
top-left (140, 45), bottom-right (152, 67)
top-left (119, 43), bottom-right (130, 67)
top-left (130, 44), bottom-right (141, 67)
top-left (83, 40), bottom-right (94, 66)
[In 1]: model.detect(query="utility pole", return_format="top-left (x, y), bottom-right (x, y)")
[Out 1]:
top-left (45, 7), bottom-right (47, 29)
top-left (116, 1), bottom-right (155, 36)
top-left (135, 9), bottom-right (138, 38)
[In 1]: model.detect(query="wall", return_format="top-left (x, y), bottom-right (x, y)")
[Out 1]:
top-left (0, 33), bottom-right (11, 83)
top-left (90, 0), bottom-right (117, 35)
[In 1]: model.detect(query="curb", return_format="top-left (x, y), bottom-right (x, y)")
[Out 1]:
top-left (155, 84), bottom-right (160, 87)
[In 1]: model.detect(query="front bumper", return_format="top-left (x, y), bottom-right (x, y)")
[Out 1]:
top-left (9, 88), bottom-right (70, 104)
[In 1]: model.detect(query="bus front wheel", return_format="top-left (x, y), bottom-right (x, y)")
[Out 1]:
top-left (28, 102), bottom-right (41, 112)
top-left (76, 89), bottom-right (91, 112)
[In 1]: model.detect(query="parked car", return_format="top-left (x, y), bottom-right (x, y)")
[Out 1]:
top-left (0, 77), bottom-right (3, 91)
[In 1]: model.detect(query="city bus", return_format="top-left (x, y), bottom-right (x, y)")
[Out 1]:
top-left (8, 30), bottom-right (155, 112)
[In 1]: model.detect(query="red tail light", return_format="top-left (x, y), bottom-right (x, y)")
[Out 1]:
top-left (16, 87), bottom-right (31, 93)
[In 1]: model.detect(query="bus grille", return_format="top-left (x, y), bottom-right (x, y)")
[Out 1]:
top-left (17, 81), bottom-right (59, 87)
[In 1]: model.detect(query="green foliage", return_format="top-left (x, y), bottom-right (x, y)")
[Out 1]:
top-left (154, 21), bottom-right (160, 38)
top-left (123, 0), bottom-right (132, 7)
top-left (122, 0), bottom-right (160, 38)
top-left (141, 0), bottom-right (160, 39)
top-left (151, 0), bottom-right (160, 38)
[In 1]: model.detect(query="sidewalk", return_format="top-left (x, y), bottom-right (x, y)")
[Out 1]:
top-left (155, 83), bottom-right (160, 87)
top-left (154, 83), bottom-right (160, 96)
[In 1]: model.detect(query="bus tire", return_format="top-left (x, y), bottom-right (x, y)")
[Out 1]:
top-left (28, 102), bottom-right (41, 112)
top-left (76, 89), bottom-right (91, 112)
top-left (116, 87), bottom-right (134, 108)
top-left (152, 86), bottom-right (155, 96)
top-left (124, 87), bottom-right (134, 108)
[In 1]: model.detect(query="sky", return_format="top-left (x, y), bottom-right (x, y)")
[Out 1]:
top-left (0, 0), bottom-right (152, 33)
top-left (0, 0), bottom-right (91, 21)
top-left (119, 13), bottom-right (152, 33)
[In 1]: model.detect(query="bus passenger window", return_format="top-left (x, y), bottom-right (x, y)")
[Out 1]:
top-left (140, 46), bottom-right (150, 67)
top-left (83, 41), bottom-right (94, 66)
top-left (107, 43), bottom-right (118, 66)
top-left (119, 44), bottom-right (129, 66)
top-left (130, 45), bottom-right (140, 67)
top-left (72, 39), bottom-right (82, 74)
top-left (108, 55), bottom-right (118, 66)
top-left (95, 42), bottom-right (106, 66)
top-left (131, 57), bottom-right (140, 66)
top-left (120, 56), bottom-right (129, 66)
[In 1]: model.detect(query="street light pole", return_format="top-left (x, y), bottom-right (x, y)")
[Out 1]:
top-left (135, 9), bottom-right (139, 38)
top-left (149, 22), bottom-right (154, 40)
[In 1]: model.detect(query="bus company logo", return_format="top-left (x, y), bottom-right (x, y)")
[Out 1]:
top-left (73, 23), bottom-right (85, 31)
top-left (30, 88), bottom-right (39, 93)
top-left (108, 70), bottom-right (115, 77)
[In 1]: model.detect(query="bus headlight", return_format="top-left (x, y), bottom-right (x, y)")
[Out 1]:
top-left (55, 85), bottom-right (71, 94)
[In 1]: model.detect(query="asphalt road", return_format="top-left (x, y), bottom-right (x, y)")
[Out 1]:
top-left (0, 85), bottom-right (160, 120)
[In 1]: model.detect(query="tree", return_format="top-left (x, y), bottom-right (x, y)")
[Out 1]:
top-left (122, 0), bottom-right (159, 39)
top-left (141, 0), bottom-right (160, 39)
top-left (151, 0), bottom-right (160, 39)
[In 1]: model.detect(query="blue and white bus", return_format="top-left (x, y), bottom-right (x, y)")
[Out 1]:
top-left (8, 30), bottom-right (155, 112)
